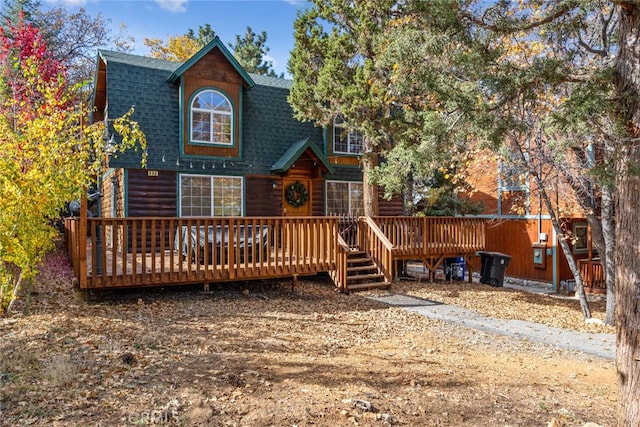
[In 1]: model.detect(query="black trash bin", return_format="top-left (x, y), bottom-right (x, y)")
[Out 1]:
top-left (479, 252), bottom-right (511, 287)
top-left (444, 257), bottom-right (465, 281)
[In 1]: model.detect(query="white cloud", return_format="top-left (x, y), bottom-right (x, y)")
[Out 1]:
top-left (154, 0), bottom-right (188, 13)
top-left (264, 54), bottom-right (276, 66)
top-left (44, 0), bottom-right (88, 6)
top-left (282, 0), bottom-right (310, 7)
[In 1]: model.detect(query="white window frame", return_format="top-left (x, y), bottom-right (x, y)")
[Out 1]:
top-left (572, 223), bottom-right (588, 254)
top-left (333, 116), bottom-right (363, 155)
top-left (499, 153), bottom-right (529, 192)
top-left (326, 180), bottom-right (364, 216)
top-left (190, 89), bottom-right (233, 145)
top-left (179, 174), bottom-right (243, 217)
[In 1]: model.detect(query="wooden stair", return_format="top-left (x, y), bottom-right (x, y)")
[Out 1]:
top-left (345, 250), bottom-right (390, 293)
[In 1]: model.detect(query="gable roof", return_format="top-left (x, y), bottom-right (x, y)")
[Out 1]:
top-left (95, 49), bottom-right (338, 179)
top-left (271, 138), bottom-right (335, 174)
top-left (167, 36), bottom-right (255, 88)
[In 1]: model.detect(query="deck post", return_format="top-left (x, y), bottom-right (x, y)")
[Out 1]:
top-left (78, 196), bottom-right (88, 289)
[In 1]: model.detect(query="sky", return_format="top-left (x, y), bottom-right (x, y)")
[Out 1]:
top-left (43, 0), bottom-right (311, 76)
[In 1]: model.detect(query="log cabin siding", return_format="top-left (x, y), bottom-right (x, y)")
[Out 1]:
top-left (378, 191), bottom-right (404, 216)
top-left (127, 169), bottom-right (177, 217)
top-left (124, 169), bottom-right (177, 252)
top-left (312, 178), bottom-right (325, 215)
top-left (245, 175), bottom-right (282, 216)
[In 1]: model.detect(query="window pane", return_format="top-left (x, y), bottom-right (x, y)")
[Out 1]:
top-left (180, 176), bottom-right (211, 216)
top-left (327, 181), bottom-right (364, 216)
top-left (326, 181), bottom-right (349, 215)
top-left (349, 183), bottom-right (364, 216)
top-left (191, 90), bottom-right (232, 145)
top-left (192, 111), bottom-right (211, 142)
top-left (181, 175), bottom-right (242, 217)
top-left (212, 114), bottom-right (232, 144)
top-left (348, 130), bottom-right (363, 154)
top-left (333, 116), bottom-right (363, 154)
top-left (212, 176), bottom-right (242, 216)
top-left (500, 154), bottom-right (527, 190)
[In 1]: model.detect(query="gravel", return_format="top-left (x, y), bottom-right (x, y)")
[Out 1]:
top-left (367, 292), bottom-right (615, 360)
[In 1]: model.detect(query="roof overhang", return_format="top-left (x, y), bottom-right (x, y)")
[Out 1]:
top-left (270, 138), bottom-right (335, 174)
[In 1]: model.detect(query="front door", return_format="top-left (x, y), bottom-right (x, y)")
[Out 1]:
top-left (283, 178), bottom-right (311, 216)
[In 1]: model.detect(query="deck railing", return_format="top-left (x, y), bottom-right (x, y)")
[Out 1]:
top-left (331, 234), bottom-right (352, 292)
top-left (578, 259), bottom-right (606, 294)
top-left (65, 216), bottom-right (340, 289)
top-left (372, 216), bottom-right (486, 257)
top-left (359, 217), bottom-right (395, 281)
top-left (64, 215), bottom-right (487, 290)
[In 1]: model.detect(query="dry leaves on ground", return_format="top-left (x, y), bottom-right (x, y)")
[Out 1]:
top-left (0, 247), bottom-right (616, 427)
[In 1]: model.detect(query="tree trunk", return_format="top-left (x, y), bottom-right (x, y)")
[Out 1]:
top-left (614, 3), bottom-right (640, 425)
top-left (539, 178), bottom-right (591, 317)
top-left (361, 143), bottom-right (379, 217)
top-left (601, 185), bottom-right (616, 326)
top-left (516, 140), bottom-right (591, 317)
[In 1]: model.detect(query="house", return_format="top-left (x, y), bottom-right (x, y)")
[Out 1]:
top-left (462, 147), bottom-right (603, 293)
top-left (92, 37), bottom-right (403, 221)
top-left (62, 37), bottom-right (489, 293)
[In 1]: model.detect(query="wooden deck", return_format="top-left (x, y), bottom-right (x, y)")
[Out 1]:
top-left (578, 258), bottom-right (606, 294)
top-left (64, 215), bottom-right (486, 291)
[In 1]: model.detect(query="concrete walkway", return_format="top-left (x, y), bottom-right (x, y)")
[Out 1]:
top-left (367, 291), bottom-right (616, 360)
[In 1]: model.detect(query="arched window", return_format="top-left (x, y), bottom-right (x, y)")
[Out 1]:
top-left (191, 89), bottom-right (233, 145)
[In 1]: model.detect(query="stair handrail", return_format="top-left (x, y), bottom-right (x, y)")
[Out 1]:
top-left (330, 234), bottom-right (351, 292)
top-left (360, 217), bottom-right (394, 250)
top-left (359, 216), bottom-right (395, 282)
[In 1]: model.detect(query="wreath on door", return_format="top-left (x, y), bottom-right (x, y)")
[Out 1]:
top-left (285, 181), bottom-right (308, 208)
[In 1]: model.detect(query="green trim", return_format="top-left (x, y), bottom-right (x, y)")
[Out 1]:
top-left (102, 168), bottom-right (116, 181)
top-left (238, 85), bottom-right (244, 160)
top-left (167, 36), bottom-right (255, 88)
top-left (123, 169), bottom-right (129, 217)
top-left (270, 138), bottom-right (335, 174)
top-left (323, 125), bottom-right (328, 158)
top-left (179, 79), bottom-right (184, 157)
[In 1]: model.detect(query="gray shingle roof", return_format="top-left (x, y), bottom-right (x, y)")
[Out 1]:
top-left (98, 49), bottom-right (358, 181)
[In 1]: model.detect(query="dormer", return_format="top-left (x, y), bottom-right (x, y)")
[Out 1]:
top-left (168, 37), bottom-right (255, 159)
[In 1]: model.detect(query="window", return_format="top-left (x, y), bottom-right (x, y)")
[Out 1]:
top-left (180, 174), bottom-right (242, 217)
top-left (190, 89), bottom-right (233, 145)
top-left (499, 153), bottom-right (528, 191)
top-left (333, 116), bottom-right (363, 155)
top-left (326, 181), bottom-right (363, 215)
top-left (572, 223), bottom-right (588, 254)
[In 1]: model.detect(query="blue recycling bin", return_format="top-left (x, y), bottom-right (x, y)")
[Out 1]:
top-left (444, 256), bottom-right (465, 281)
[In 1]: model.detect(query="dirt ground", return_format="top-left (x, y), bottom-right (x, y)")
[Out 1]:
top-left (1, 248), bottom-right (616, 426)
